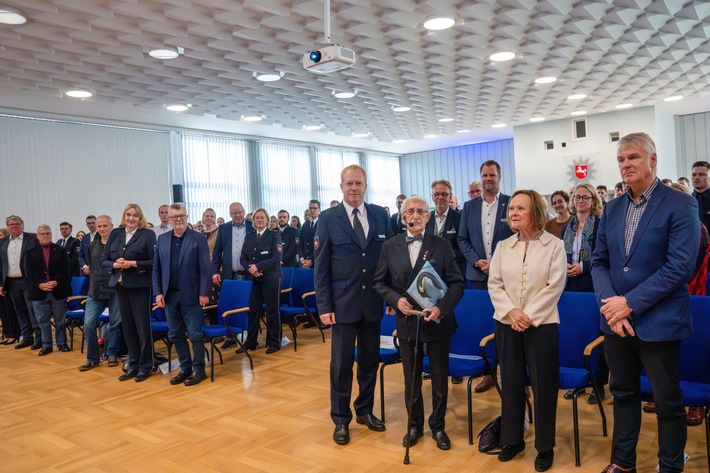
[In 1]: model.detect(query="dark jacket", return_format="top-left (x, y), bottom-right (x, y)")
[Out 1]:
top-left (101, 227), bottom-right (156, 288)
top-left (240, 229), bottom-right (283, 283)
top-left (25, 243), bottom-right (71, 301)
top-left (88, 237), bottom-right (114, 300)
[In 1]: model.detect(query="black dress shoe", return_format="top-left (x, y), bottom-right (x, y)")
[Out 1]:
top-left (355, 413), bottom-right (386, 432)
top-left (118, 369), bottom-right (139, 381)
top-left (303, 320), bottom-right (317, 328)
top-left (31, 340), bottom-right (43, 350)
top-left (402, 428), bottom-right (423, 447)
top-left (59, 344), bottom-right (71, 352)
top-left (265, 346), bottom-right (280, 354)
top-left (451, 376), bottom-right (463, 384)
top-left (38, 347), bottom-right (53, 356)
top-left (535, 450), bottom-right (554, 472)
top-left (78, 361), bottom-right (101, 371)
top-left (15, 338), bottom-right (33, 349)
top-left (600, 464), bottom-right (637, 473)
top-left (220, 338), bottom-right (237, 349)
top-left (498, 442), bottom-right (526, 462)
top-left (170, 370), bottom-right (193, 385)
top-left (134, 371), bottom-right (151, 382)
top-left (432, 430), bottom-right (451, 450)
top-left (235, 345), bottom-right (257, 354)
top-left (1, 338), bottom-right (17, 345)
top-left (184, 371), bottom-right (207, 386)
top-left (333, 424), bottom-right (350, 445)
top-left (563, 388), bottom-right (577, 400)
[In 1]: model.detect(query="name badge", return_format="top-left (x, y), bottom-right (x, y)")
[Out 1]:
top-left (260, 250), bottom-right (269, 255)
top-left (378, 234), bottom-right (386, 238)
top-left (446, 229), bottom-right (456, 234)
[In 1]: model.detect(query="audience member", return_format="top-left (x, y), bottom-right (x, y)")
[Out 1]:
top-left (277, 210), bottom-right (299, 268)
top-left (26, 224), bottom-right (72, 356)
top-left (58, 221), bottom-right (81, 276)
top-left (268, 215), bottom-right (278, 230)
top-left (390, 194), bottom-right (407, 235)
top-left (102, 203), bottom-right (157, 382)
top-left (290, 215), bottom-right (301, 229)
top-left (614, 182), bottom-right (625, 197)
top-left (153, 203), bottom-right (211, 386)
top-left (544, 190), bottom-right (571, 238)
top-left (79, 215), bottom-right (122, 371)
top-left (217, 217), bottom-right (225, 225)
top-left (467, 180), bottom-right (482, 200)
top-left (591, 132), bottom-right (699, 473)
top-left (78, 215), bottom-right (98, 276)
top-left (661, 178), bottom-right (673, 186)
top-left (212, 202), bottom-right (254, 284)
top-left (298, 200), bottom-right (320, 268)
top-left (449, 195), bottom-right (459, 211)
top-left (154, 204), bottom-right (173, 237)
top-left (201, 208), bottom-right (219, 258)
top-left (677, 176), bottom-right (690, 188)
top-left (426, 179), bottom-right (466, 276)
top-left (330, 200), bottom-right (339, 208)
top-left (373, 195), bottom-right (464, 450)
top-left (691, 160), bottom-right (710, 230)
top-left (76, 230), bottom-right (86, 241)
top-left (488, 189), bottom-right (566, 472)
top-left (315, 164), bottom-right (393, 445)
top-left (596, 184), bottom-right (608, 205)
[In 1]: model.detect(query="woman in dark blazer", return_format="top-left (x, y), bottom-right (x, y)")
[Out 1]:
top-left (239, 208), bottom-right (283, 354)
top-left (101, 203), bottom-right (156, 382)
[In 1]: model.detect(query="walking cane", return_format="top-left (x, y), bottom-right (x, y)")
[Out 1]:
top-left (403, 309), bottom-right (426, 465)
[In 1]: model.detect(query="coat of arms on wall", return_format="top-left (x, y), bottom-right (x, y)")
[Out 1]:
top-left (566, 155), bottom-right (598, 183)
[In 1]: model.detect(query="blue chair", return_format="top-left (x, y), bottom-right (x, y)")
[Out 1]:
top-left (426, 289), bottom-right (500, 445)
top-left (279, 268), bottom-right (324, 351)
top-left (354, 303), bottom-right (401, 422)
top-left (640, 296), bottom-right (710, 472)
top-left (150, 302), bottom-right (172, 371)
top-left (201, 279), bottom-right (253, 381)
top-left (557, 291), bottom-right (607, 467)
top-left (65, 276), bottom-right (89, 350)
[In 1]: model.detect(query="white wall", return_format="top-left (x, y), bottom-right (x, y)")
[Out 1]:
top-left (513, 106), bottom-right (673, 194)
top-left (0, 116), bottom-right (172, 233)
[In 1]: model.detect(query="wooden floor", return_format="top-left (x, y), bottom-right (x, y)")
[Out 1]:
top-left (1, 327), bottom-right (707, 473)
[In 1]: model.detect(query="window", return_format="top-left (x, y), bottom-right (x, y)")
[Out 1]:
top-left (314, 148), bottom-right (360, 204)
top-left (258, 142), bottom-right (312, 217)
top-left (364, 153), bottom-right (401, 208)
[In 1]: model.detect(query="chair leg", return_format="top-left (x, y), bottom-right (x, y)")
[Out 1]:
top-left (210, 341), bottom-right (215, 382)
top-left (379, 362), bottom-right (387, 423)
top-left (572, 387), bottom-right (584, 467)
top-left (468, 376), bottom-right (474, 445)
top-left (589, 379), bottom-right (608, 437)
top-left (291, 321), bottom-right (298, 352)
top-left (705, 406), bottom-right (709, 473)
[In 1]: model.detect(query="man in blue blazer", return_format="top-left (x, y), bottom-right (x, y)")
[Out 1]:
top-left (426, 179), bottom-right (466, 277)
top-left (153, 203), bottom-right (212, 386)
top-left (211, 202), bottom-right (255, 284)
top-left (591, 133), bottom-right (700, 473)
top-left (457, 160), bottom-right (514, 289)
top-left (315, 164), bottom-right (393, 445)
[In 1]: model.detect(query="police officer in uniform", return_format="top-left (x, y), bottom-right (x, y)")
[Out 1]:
top-left (239, 208), bottom-right (283, 354)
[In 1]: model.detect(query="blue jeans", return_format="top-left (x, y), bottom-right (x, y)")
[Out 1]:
top-left (84, 295), bottom-right (122, 362)
top-left (32, 293), bottom-right (67, 348)
top-left (165, 293), bottom-right (205, 372)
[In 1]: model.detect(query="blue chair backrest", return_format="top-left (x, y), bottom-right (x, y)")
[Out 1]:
top-left (218, 279), bottom-right (252, 330)
top-left (280, 266), bottom-right (295, 305)
top-left (291, 268), bottom-right (315, 305)
top-left (557, 291), bottom-right (600, 370)
top-left (681, 296), bottom-right (710, 384)
top-left (450, 290), bottom-right (496, 358)
top-left (380, 303), bottom-right (397, 337)
top-left (68, 276), bottom-right (89, 310)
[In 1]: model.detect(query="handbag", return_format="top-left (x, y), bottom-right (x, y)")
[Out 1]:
top-left (476, 415), bottom-right (502, 453)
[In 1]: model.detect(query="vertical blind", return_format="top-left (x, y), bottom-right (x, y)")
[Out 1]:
top-left (259, 142), bottom-right (312, 218)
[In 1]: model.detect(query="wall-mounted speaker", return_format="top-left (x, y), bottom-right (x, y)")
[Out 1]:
top-left (172, 184), bottom-right (184, 204)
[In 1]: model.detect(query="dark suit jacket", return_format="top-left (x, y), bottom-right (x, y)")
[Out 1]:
top-left (390, 212), bottom-right (407, 235)
top-left (457, 194), bottom-right (513, 281)
top-left (101, 227), bottom-right (156, 288)
top-left (58, 236), bottom-right (81, 276)
top-left (25, 243), bottom-right (71, 301)
top-left (78, 233), bottom-right (94, 269)
top-left (279, 226), bottom-right (299, 267)
top-left (211, 220), bottom-right (255, 279)
top-left (153, 228), bottom-right (212, 305)
top-left (0, 232), bottom-right (38, 285)
top-left (314, 203), bottom-right (393, 323)
top-left (298, 219), bottom-right (318, 261)
top-left (372, 233), bottom-right (464, 343)
top-left (240, 230), bottom-right (283, 282)
top-left (591, 180), bottom-right (700, 341)
top-left (425, 209), bottom-right (466, 276)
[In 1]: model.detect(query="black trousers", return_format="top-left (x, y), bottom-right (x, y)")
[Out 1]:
top-left (4, 277), bottom-right (39, 340)
top-left (496, 321), bottom-right (559, 453)
top-left (329, 319), bottom-right (380, 425)
top-left (0, 290), bottom-right (19, 339)
top-left (399, 335), bottom-right (450, 433)
top-left (115, 285), bottom-right (153, 373)
top-left (245, 277), bottom-right (281, 349)
top-left (604, 334), bottom-right (685, 472)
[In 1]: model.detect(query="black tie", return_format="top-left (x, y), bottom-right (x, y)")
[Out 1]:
top-left (60, 239), bottom-right (65, 247)
top-left (406, 234), bottom-right (423, 243)
top-left (352, 208), bottom-right (366, 248)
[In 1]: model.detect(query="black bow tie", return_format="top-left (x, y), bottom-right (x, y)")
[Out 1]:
top-left (406, 235), bottom-right (423, 243)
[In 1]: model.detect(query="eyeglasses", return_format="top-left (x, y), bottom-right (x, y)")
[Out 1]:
top-left (573, 195), bottom-right (593, 201)
top-left (405, 209), bottom-right (429, 216)
top-left (169, 214), bottom-right (188, 221)
top-left (432, 192), bottom-right (450, 198)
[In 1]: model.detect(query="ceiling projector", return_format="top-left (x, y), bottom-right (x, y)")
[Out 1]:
top-left (303, 44), bottom-right (356, 73)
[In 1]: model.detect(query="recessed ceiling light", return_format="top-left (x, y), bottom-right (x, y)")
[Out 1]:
top-left (167, 104), bottom-right (189, 112)
top-left (393, 139), bottom-right (408, 143)
top-left (492, 123), bottom-right (507, 128)
top-left (456, 129), bottom-right (471, 133)
top-left (438, 117), bottom-right (454, 123)
top-left (392, 106), bottom-right (411, 112)
top-left (423, 17), bottom-right (455, 31)
top-left (489, 51), bottom-right (516, 62)
top-left (567, 94), bottom-right (587, 100)
top-left (424, 134), bottom-right (438, 139)
top-left (65, 90), bottom-right (93, 98)
top-left (333, 90), bottom-right (357, 99)
top-left (529, 117), bottom-right (546, 122)
top-left (0, 7), bottom-right (27, 25)
top-left (243, 115), bottom-right (263, 122)
top-left (352, 132), bottom-right (369, 138)
top-left (664, 95), bottom-right (684, 102)
top-left (615, 103), bottom-right (633, 109)
top-left (255, 72), bottom-right (283, 82)
top-left (570, 111), bottom-right (587, 116)
top-left (534, 76), bottom-right (557, 84)
top-left (303, 124), bottom-right (322, 131)
top-left (148, 48), bottom-right (179, 60)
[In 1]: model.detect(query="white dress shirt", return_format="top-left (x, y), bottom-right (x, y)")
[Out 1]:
top-left (342, 202), bottom-right (369, 238)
